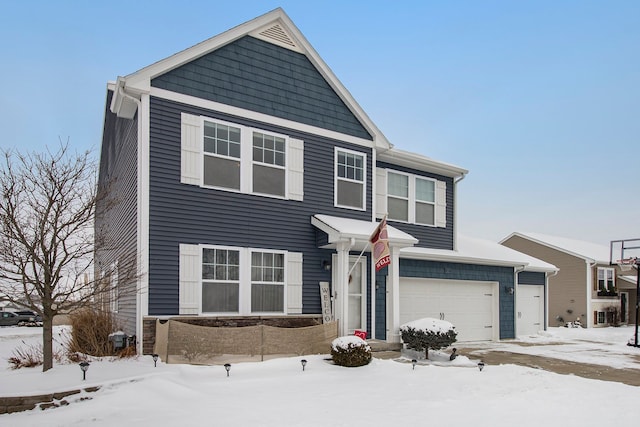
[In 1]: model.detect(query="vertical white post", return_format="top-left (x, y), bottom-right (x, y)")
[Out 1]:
top-left (387, 245), bottom-right (401, 343)
top-left (335, 240), bottom-right (352, 336)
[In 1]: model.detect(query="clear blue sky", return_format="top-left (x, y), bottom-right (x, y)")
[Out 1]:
top-left (1, 0), bottom-right (638, 246)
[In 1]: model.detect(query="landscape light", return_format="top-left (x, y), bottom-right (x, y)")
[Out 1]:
top-left (411, 359), bottom-right (417, 370)
top-left (301, 359), bottom-right (307, 371)
top-left (478, 361), bottom-right (485, 372)
top-left (152, 353), bottom-right (159, 367)
top-left (79, 361), bottom-right (90, 380)
top-left (224, 363), bottom-right (231, 377)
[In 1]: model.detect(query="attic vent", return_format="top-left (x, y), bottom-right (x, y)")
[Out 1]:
top-left (251, 22), bottom-right (303, 53)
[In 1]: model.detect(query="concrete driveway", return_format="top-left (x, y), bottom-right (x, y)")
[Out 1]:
top-left (457, 343), bottom-right (640, 386)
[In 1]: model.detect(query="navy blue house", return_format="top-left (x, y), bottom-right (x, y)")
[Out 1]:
top-left (97, 8), bottom-right (557, 353)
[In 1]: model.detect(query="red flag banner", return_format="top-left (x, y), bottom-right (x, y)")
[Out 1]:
top-left (370, 216), bottom-right (390, 271)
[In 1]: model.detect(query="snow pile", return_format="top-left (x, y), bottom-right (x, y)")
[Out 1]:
top-left (331, 335), bottom-right (370, 352)
top-left (400, 317), bottom-right (455, 334)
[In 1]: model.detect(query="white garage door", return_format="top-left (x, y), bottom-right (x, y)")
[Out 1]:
top-left (399, 278), bottom-right (498, 342)
top-left (516, 285), bottom-right (544, 337)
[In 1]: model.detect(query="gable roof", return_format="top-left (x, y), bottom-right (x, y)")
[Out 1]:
top-left (111, 8), bottom-right (391, 149)
top-left (403, 234), bottom-right (557, 272)
top-left (500, 231), bottom-right (611, 264)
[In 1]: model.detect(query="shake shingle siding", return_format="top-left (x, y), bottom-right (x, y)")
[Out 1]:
top-left (148, 96), bottom-right (372, 315)
top-left (376, 161), bottom-right (454, 250)
top-left (152, 36), bottom-right (372, 140)
top-left (96, 90), bottom-right (138, 335)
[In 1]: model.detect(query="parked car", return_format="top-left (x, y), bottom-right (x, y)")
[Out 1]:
top-left (14, 310), bottom-right (43, 326)
top-left (0, 311), bottom-right (41, 327)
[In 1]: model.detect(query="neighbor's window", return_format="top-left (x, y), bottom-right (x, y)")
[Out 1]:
top-left (252, 132), bottom-right (286, 197)
top-left (597, 311), bottom-right (606, 324)
top-left (597, 267), bottom-right (615, 291)
top-left (251, 251), bottom-right (285, 312)
top-left (202, 248), bottom-right (240, 313)
top-left (387, 172), bottom-right (409, 221)
top-left (203, 121), bottom-right (241, 190)
top-left (335, 149), bottom-right (365, 210)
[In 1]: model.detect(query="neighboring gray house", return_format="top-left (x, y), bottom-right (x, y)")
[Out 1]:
top-left (501, 232), bottom-right (634, 328)
top-left (97, 8), bottom-right (556, 353)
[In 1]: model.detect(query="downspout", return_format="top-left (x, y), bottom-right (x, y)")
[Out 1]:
top-left (513, 264), bottom-right (525, 338)
top-left (586, 259), bottom-right (597, 328)
top-left (117, 80), bottom-right (146, 352)
top-left (452, 173), bottom-right (467, 251)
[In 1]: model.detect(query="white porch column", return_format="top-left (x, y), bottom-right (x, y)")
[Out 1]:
top-left (387, 245), bottom-right (402, 343)
top-left (335, 240), bottom-right (353, 336)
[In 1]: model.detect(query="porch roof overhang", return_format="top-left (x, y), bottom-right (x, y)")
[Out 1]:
top-left (311, 214), bottom-right (418, 251)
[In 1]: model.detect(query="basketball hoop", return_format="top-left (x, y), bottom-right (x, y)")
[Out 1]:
top-left (616, 258), bottom-right (638, 272)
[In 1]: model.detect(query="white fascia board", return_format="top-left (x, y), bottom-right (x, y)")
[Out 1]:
top-left (399, 247), bottom-right (559, 272)
top-left (400, 252), bottom-right (526, 268)
top-left (500, 232), bottom-right (597, 264)
top-left (152, 87), bottom-right (376, 149)
top-left (378, 148), bottom-right (468, 178)
top-left (117, 8), bottom-right (390, 150)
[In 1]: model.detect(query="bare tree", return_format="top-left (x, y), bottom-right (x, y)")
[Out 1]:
top-left (0, 143), bottom-right (118, 371)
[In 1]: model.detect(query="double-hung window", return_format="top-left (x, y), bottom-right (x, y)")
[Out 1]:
top-left (252, 132), bottom-right (286, 197)
top-left (203, 121), bottom-right (241, 190)
top-left (251, 251), bottom-right (285, 312)
top-left (387, 171), bottom-right (437, 226)
top-left (387, 172), bottom-right (409, 221)
top-left (181, 113), bottom-right (304, 201)
top-left (202, 248), bottom-right (240, 313)
top-left (415, 178), bottom-right (435, 225)
top-left (335, 148), bottom-right (366, 210)
top-left (596, 267), bottom-right (615, 292)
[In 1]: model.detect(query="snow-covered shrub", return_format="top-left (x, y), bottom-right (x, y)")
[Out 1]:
top-left (331, 336), bottom-right (372, 367)
top-left (400, 318), bottom-right (457, 359)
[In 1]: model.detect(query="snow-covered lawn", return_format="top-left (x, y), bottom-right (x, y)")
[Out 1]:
top-left (1, 325), bottom-right (639, 426)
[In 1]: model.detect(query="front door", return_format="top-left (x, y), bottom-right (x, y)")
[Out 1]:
top-left (348, 257), bottom-right (366, 335)
top-left (621, 292), bottom-right (628, 323)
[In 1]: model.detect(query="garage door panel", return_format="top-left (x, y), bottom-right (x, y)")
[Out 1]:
top-left (400, 279), bottom-right (496, 342)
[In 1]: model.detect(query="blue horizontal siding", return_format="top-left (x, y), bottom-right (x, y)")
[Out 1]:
top-left (376, 161), bottom-right (454, 250)
top-left (399, 259), bottom-right (515, 339)
top-left (152, 36), bottom-right (372, 141)
top-left (96, 89), bottom-right (138, 335)
top-left (148, 96), bottom-right (373, 316)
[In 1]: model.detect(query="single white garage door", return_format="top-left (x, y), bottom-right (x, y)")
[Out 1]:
top-left (399, 278), bottom-right (498, 342)
top-left (516, 285), bottom-right (544, 337)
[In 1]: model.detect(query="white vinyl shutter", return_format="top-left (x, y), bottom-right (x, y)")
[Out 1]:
top-left (435, 180), bottom-right (447, 228)
top-left (179, 244), bottom-right (200, 314)
top-left (287, 138), bottom-right (304, 201)
top-left (376, 168), bottom-right (387, 219)
top-left (287, 252), bottom-right (303, 314)
top-left (181, 113), bottom-right (201, 185)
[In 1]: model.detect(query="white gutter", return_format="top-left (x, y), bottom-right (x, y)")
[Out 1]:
top-left (585, 259), bottom-right (597, 328)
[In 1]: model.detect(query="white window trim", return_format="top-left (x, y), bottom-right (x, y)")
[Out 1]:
top-left (387, 170), bottom-right (438, 226)
top-left (182, 113), bottom-right (304, 200)
top-left (248, 127), bottom-right (289, 199)
top-left (199, 244), bottom-right (288, 316)
top-left (596, 267), bottom-right (616, 291)
top-left (334, 147), bottom-right (367, 211)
